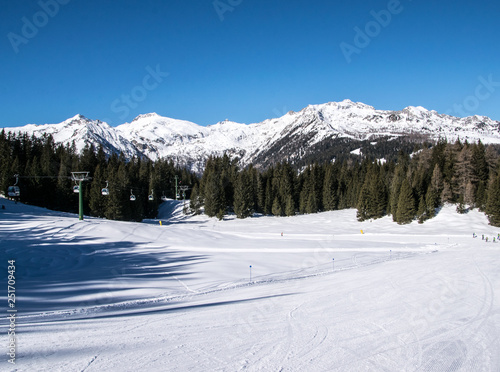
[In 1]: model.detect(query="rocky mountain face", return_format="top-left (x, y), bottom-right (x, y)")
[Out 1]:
top-left (4, 100), bottom-right (500, 172)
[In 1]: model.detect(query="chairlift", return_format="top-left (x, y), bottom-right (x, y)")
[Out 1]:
top-left (130, 189), bottom-right (136, 201)
top-left (7, 186), bottom-right (20, 197)
top-left (73, 181), bottom-right (80, 193)
top-left (101, 181), bottom-right (109, 196)
top-left (148, 190), bottom-right (154, 201)
top-left (7, 175), bottom-right (20, 197)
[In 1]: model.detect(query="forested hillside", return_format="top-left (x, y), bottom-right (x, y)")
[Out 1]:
top-left (0, 130), bottom-right (196, 221)
top-left (194, 140), bottom-right (500, 226)
top-left (3, 128), bottom-right (500, 226)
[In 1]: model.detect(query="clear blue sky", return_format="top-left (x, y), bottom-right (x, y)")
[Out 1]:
top-left (1, 0), bottom-right (499, 127)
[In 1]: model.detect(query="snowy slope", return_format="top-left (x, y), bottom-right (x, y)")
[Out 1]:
top-left (3, 100), bottom-right (500, 172)
top-left (1, 197), bottom-right (500, 371)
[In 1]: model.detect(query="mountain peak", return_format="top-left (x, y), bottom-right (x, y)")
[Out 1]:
top-left (131, 113), bottom-right (160, 122)
top-left (402, 106), bottom-right (430, 116)
top-left (66, 114), bottom-right (88, 122)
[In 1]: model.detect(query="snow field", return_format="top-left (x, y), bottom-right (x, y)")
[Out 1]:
top-left (1, 197), bottom-right (499, 371)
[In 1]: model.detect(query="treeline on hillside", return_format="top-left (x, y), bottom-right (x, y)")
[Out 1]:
top-left (193, 140), bottom-right (500, 226)
top-left (0, 130), bottom-right (196, 221)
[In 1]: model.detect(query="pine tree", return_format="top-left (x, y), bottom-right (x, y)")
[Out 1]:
top-left (395, 179), bottom-right (416, 224)
top-left (389, 168), bottom-right (404, 221)
top-left (441, 181), bottom-right (453, 203)
top-left (486, 174), bottom-right (500, 226)
top-left (255, 172), bottom-right (265, 213)
top-left (203, 171), bottom-right (224, 218)
top-left (271, 196), bottom-right (283, 216)
top-left (89, 164), bottom-right (107, 218)
top-left (471, 140), bottom-right (489, 184)
top-left (430, 164), bottom-right (444, 199)
top-left (189, 184), bottom-right (202, 215)
top-left (356, 176), bottom-right (371, 221)
top-left (425, 185), bottom-right (437, 219)
top-left (322, 164), bottom-right (338, 211)
top-left (306, 192), bottom-right (318, 214)
top-left (371, 168), bottom-right (387, 218)
top-left (264, 177), bottom-right (273, 215)
top-left (105, 163), bottom-right (131, 221)
top-left (285, 194), bottom-right (295, 216)
top-left (417, 194), bottom-right (426, 223)
top-left (464, 181), bottom-right (475, 207)
top-left (234, 171), bottom-right (254, 218)
top-left (476, 181), bottom-right (487, 211)
top-left (456, 194), bottom-right (467, 214)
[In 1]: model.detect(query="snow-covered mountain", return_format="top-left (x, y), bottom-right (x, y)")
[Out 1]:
top-left (3, 100), bottom-right (500, 172)
top-left (3, 114), bottom-right (140, 158)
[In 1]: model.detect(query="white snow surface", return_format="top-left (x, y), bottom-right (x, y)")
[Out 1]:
top-left (3, 100), bottom-right (500, 173)
top-left (1, 197), bottom-right (500, 371)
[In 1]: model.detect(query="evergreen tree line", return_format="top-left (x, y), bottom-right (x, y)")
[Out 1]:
top-left (0, 131), bottom-right (196, 221)
top-left (4, 129), bottom-right (500, 227)
top-left (193, 140), bottom-right (500, 226)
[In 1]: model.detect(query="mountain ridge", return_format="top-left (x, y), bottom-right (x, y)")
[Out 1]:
top-left (3, 99), bottom-right (500, 172)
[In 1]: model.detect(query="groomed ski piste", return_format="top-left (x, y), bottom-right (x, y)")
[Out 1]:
top-left (1, 196), bottom-right (499, 371)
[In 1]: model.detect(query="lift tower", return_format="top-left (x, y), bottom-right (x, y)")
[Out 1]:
top-left (71, 172), bottom-right (91, 220)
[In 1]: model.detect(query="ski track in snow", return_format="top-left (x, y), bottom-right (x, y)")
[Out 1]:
top-left (1, 198), bottom-right (500, 371)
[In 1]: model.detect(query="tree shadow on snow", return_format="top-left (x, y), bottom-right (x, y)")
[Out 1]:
top-left (0, 224), bottom-right (206, 314)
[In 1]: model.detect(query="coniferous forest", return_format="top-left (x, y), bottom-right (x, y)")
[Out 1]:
top-left (2, 129), bottom-right (500, 227)
top-left (194, 139), bottom-right (500, 227)
top-left (0, 131), bottom-right (196, 221)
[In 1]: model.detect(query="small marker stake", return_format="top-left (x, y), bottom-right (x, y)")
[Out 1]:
top-left (332, 258), bottom-right (335, 271)
top-left (249, 265), bottom-right (252, 282)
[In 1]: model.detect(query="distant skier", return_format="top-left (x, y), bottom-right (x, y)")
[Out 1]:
top-left (486, 237), bottom-right (489, 242)
top-left (473, 233), bottom-right (477, 238)
top-left (482, 234), bottom-right (485, 240)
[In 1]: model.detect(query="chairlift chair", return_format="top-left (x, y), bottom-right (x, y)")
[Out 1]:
top-left (73, 184), bottom-right (80, 193)
top-left (7, 186), bottom-right (20, 197)
top-left (101, 181), bottom-right (109, 196)
top-left (148, 190), bottom-right (154, 201)
top-left (8, 175), bottom-right (20, 197)
top-left (130, 189), bottom-right (136, 201)
top-left (161, 195), bottom-right (168, 201)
